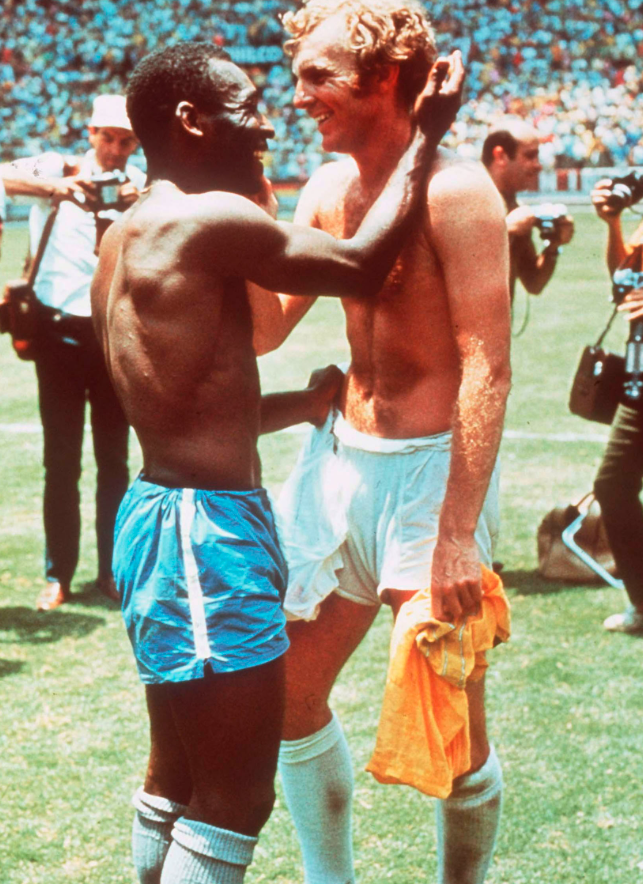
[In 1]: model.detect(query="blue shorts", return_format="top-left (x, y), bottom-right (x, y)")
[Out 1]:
top-left (113, 475), bottom-right (289, 684)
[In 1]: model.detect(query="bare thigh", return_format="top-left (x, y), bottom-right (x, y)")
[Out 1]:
top-left (388, 589), bottom-right (490, 775)
top-left (144, 656), bottom-right (285, 836)
top-left (283, 592), bottom-right (380, 740)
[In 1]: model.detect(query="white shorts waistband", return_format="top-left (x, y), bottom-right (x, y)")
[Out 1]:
top-left (332, 411), bottom-right (452, 455)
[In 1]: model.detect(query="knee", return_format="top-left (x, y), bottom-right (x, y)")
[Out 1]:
top-left (283, 689), bottom-right (331, 740)
top-left (195, 781), bottom-right (276, 838)
top-left (43, 451), bottom-right (81, 484)
top-left (245, 783), bottom-right (276, 834)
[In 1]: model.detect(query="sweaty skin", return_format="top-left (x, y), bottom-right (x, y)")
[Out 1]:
top-left (94, 198), bottom-right (348, 493)
top-left (91, 56), bottom-right (463, 495)
top-left (252, 19), bottom-right (510, 619)
top-left (257, 150), bottom-right (511, 618)
top-left (92, 185), bottom-right (265, 491)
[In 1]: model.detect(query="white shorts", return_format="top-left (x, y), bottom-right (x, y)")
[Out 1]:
top-left (277, 409), bottom-right (500, 621)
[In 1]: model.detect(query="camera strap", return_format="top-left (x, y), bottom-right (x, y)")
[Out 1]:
top-left (26, 198), bottom-right (62, 289)
top-left (593, 306), bottom-right (619, 349)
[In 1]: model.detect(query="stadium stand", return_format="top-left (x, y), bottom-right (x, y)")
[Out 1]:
top-left (1, 0), bottom-right (643, 179)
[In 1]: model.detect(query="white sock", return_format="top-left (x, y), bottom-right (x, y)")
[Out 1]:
top-left (160, 817), bottom-right (257, 884)
top-left (435, 745), bottom-right (503, 884)
top-left (132, 787), bottom-right (189, 884)
top-left (279, 713), bottom-right (355, 884)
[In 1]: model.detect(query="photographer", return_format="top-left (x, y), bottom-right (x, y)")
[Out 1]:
top-left (0, 95), bottom-right (144, 611)
top-left (482, 122), bottom-right (574, 301)
top-left (591, 178), bottom-right (643, 634)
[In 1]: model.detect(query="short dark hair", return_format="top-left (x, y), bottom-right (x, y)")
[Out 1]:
top-left (481, 130), bottom-right (519, 168)
top-left (126, 42), bottom-right (232, 157)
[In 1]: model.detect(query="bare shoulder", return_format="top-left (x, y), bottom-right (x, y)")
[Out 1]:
top-left (427, 149), bottom-right (504, 218)
top-left (124, 187), bottom-right (264, 243)
top-left (424, 150), bottom-right (509, 293)
top-left (305, 158), bottom-right (357, 190)
top-left (99, 214), bottom-right (126, 260)
top-left (296, 158), bottom-right (358, 220)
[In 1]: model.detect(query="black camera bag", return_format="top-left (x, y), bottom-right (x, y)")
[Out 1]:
top-left (569, 307), bottom-right (625, 425)
top-left (0, 200), bottom-right (60, 360)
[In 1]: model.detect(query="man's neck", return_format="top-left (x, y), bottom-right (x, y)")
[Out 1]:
top-left (146, 161), bottom-right (250, 197)
top-left (350, 110), bottom-right (414, 189)
top-left (145, 162), bottom-right (212, 195)
top-left (489, 170), bottom-right (516, 208)
top-left (499, 187), bottom-right (518, 210)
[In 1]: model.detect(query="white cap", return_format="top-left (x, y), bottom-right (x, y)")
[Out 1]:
top-left (89, 94), bottom-right (133, 131)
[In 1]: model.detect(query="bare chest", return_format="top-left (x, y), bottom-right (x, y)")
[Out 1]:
top-left (318, 180), bottom-right (444, 310)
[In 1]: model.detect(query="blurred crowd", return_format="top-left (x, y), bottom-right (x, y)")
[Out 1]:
top-left (1, 0), bottom-right (643, 179)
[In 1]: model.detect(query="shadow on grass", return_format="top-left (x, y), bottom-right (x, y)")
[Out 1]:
top-left (0, 605), bottom-right (104, 644)
top-left (67, 581), bottom-right (121, 611)
top-left (0, 658), bottom-right (25, 677)
top-left (501, 568), bottom-right (604, 597)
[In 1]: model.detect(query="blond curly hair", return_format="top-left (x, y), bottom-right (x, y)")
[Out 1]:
top-left (283, 0), bottom-right (437, 108)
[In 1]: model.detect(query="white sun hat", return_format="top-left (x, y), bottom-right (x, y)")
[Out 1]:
top-left (89, 94), bottom-right (133, 131)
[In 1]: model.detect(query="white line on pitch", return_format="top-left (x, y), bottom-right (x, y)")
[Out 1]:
top-left (0, 423), bottom-right (610, 444)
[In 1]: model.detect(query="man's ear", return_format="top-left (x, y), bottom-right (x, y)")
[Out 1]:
top-left (492, 144), bottom-right (508, 167)
top-left (373, 63), bottom-right (400, 95)
top-left (176, 101), bottom-right (204, 137)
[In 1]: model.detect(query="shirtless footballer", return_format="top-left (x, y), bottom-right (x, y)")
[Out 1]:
top-left (251, 3), bottom-right (512, 882)
top-left (90, 40), bottom-right (463, 884)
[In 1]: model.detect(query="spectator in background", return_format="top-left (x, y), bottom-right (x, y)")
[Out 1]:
top-left (482, 121), bottom-right (574, 301)
top-left (2, 0), bottom-right (643, 179)
top-left (0, 95), bottom-right (144, 611)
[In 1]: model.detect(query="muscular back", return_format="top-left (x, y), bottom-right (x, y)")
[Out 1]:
top-left (93, 186), bottom-right (262, 490)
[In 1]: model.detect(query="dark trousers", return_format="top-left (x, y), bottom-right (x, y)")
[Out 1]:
top-left (34, 310), bottom-right (129, 586)
top-left (594, 402), bottom-right (643, 609)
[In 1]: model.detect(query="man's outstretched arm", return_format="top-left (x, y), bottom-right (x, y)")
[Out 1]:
top-left (259, 365), bottom-right (343, 435)
top-left (428, 162), bottom-right (512, 622)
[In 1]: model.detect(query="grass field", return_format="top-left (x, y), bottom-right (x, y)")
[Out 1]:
top-left (1, 205), bottom-right (642, 884)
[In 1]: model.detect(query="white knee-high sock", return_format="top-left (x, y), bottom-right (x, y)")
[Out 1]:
top-left (132, 787), bottom-right (189, 884)
top-left (435, 745), bottom-right (503, 884)
top-left (160, 817), bottom-right (257, 884)
top-left (279, 713), bottom-right (355, 884)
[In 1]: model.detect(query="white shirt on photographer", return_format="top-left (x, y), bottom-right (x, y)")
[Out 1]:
top-left (16, 150), bottom-right (144, 317)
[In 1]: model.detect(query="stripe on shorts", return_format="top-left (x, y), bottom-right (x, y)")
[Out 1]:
top-left (179, 488), bottom-right (212, 661)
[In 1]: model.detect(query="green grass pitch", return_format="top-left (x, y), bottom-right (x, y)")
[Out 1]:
top-left (0, 205), bottom-right (642, 883)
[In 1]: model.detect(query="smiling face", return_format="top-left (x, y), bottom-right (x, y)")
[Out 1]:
top-left (202, 60), bottom-right (275, 193)
top-left (291, 15), bottom-right (385, 155)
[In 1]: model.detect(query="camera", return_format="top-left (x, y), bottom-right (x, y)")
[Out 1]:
top-left (90, 169), bottom-right (128, 211)
top-left (533, 203), bottom-right (568, 241)
top-left (604, 170), bottom-right (643, 212)
top-left (612, 266), bottom-right (643, 306)
top-left (611, 250), bottom-right (643, 402)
